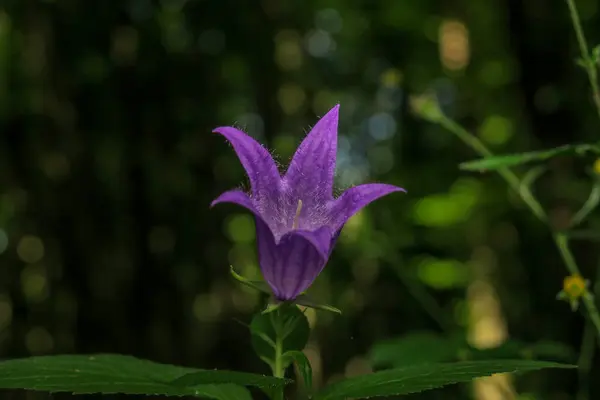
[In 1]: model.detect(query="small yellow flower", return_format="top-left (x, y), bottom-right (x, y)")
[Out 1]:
top-left (593, 158), bottom-right (600, 175)
top-left (557, 274), bottom-right (590, 311)
top-left (563, 274), bottom-right (587, 299)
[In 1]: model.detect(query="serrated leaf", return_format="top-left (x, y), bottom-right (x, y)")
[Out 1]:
top-left (170, 370), bottom-right (290, 389)
top-left (314, 360), bottom-right (575, 400)
top-left (0, 354), bottom-right (254, 399)
top-left (459, 144), bottom-right (600, 171)
top-left (369, 332), bottom-right (460, 368)
top-left (283, 351), bottom-right (313, 393)
top-left (250, 305), bottom-right (310, 369)
top-left (370, 332), bottom-right (575, 369)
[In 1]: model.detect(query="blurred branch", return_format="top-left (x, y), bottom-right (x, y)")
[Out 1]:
top-left (565, 0), bottom-right (600, 123)
top-left (416, 104), bottom-right (600, 346)
top-left (570, 180), bottom-right (600, 228)
top-left (391, 253), bottom-right (453, 332)
top-left (577, 258), bottom-right (600, 400)
top-left (436, 116), bottom-right (547, 223)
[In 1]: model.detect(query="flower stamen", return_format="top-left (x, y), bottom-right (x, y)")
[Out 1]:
top-left (292, 200), bottom-right (303, 230)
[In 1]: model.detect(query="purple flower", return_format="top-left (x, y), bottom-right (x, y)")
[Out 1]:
top-left (211, 105), bottom-right (405, 301)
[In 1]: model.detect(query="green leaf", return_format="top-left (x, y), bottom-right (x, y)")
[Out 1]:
top-left (369, 332), bottom-right (460, 368)
top-left (251, 304), bottom-right (310, 369)
top-left (261, 300), bottom-right (284, 315)
top-left (592, 45), bottom-right (600, 64)
top-left (459, 144), bottom-right (600, 171)
top-left (283, 351), bottom-right (313, 393)
top-left (0, 354), bottom-right (254, 399)
top-left (314, 360), bottom-right (575, 400)
top-left (295, 294), bottom-right (341, 314)
top-left (170, 370), bottom-right (290, 390)
top-left (369, 332), bottom-right (575, 369)
top-left (230, 266), bottom-right (271, 294)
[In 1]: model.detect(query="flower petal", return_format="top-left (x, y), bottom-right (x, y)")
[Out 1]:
top-left (255, 218), bottom-right (282, 297)
top-left (287, 226), bottom-right (333, 260)
top-left (328, 183), bottom-right (406, 232)
top-left (256, 223), bottom-right (331, 301)
top-left (211, 189), bottom-right (255, 210)
top-left (213, 127), bottom-right (281, 204)
top-left (283, 105), bottom-right (340, 207)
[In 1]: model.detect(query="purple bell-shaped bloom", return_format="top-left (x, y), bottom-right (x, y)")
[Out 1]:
top-left (212, 105), bottom-right (405, 301)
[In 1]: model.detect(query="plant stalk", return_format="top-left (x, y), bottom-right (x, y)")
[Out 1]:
top-left (437, 115), bottom-right (600, 343)
top-left (565, 0), bottom-right (600, 122)
top-left (272, 310), bottom-right (285, 400)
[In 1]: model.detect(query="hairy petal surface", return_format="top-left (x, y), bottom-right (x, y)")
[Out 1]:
top-left (283, 105), bottom-right (339, 212)
top-left (211, 189), bottom-right (256, 211)
top-left (213, 127), bottom-right (281, 207)
top-left (256, 223), bottom-right (331, 301)
top-left (328, 183), bottom-right (406, 232)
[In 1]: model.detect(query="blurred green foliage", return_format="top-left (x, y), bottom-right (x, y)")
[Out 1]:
top-left (0, 0), bottom-right (599, 398)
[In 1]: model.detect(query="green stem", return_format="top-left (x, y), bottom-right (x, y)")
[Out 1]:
top-left (274, 335), bottom-right (284, 379)
top-left (271, 310), bottom-right (285, 400)
top-left (439, 116), bottom-right (546, 223)
top-left (555, 234), bottom-right (600, 340)
top-left (577, 257), bottom-right (600, 400)
top-left (565, 0), bottom-right (600, 122)
top-left (577, 322), bottom-right (594, 400)
top-left (437, 115), bottom-right (600, 344)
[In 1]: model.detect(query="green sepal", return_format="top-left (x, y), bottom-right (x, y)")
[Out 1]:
top-left (294, 294), bottom-right (342, 314)
top-left (229, 266), bottom-right (272, 295)
top-left (261, 300), bottom-right (284, 315)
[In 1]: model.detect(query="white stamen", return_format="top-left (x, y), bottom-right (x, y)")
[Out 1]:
top-left (292, 200), bottom-right (303, 230)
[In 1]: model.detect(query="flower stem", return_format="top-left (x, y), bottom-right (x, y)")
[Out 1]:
top-left (565, 0), bottom-right (600, 122)
top-left (271, 310), bottom-right (285, 400)
top-left (437, 115), bottom-right (600, 344)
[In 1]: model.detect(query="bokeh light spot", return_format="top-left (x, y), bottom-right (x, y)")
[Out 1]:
top-left (278, 83), bottom-right (306, 115)
top-left (478, 60), bottom-right (514, 87)
top-left (414, 178), bottom-right (481, 227)
top-left (17, 235), bottom-right (45, 263)
top-left (479, 115), bottom-right (513, 146)
top-left (25, 327), bottom-right (54, 354)
top-left (306, 29), bottom-right (335, 58)
top-left (226, 214), bottom-right (255, 244)
top-left (21, 265), bottom-right (48, 303)
top-left (275, 30), bottom-right (303, 70)
top-left (417, 258), bottom-right (469, 289)
top-left (368, 112), bottom-right (396, 141)
top-left (439, 20), bottom-right (469, 71)
top-left (379, 68), bottom-right (403, 88)
top-left (315, 8), bottom-right (343, 33)
top-left (193, 293), bottom-right (223, 322)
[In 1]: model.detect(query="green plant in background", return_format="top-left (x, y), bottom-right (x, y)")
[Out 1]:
top-left (0, 107), bottom-right (572, 399)
top-left (413, 0), bottom-right (600, 340)
top-left (393, 0), bottom-right (600, 398)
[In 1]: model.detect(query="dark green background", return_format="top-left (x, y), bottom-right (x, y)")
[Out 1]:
top-left (0, 0), bottom-right (598, 398)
